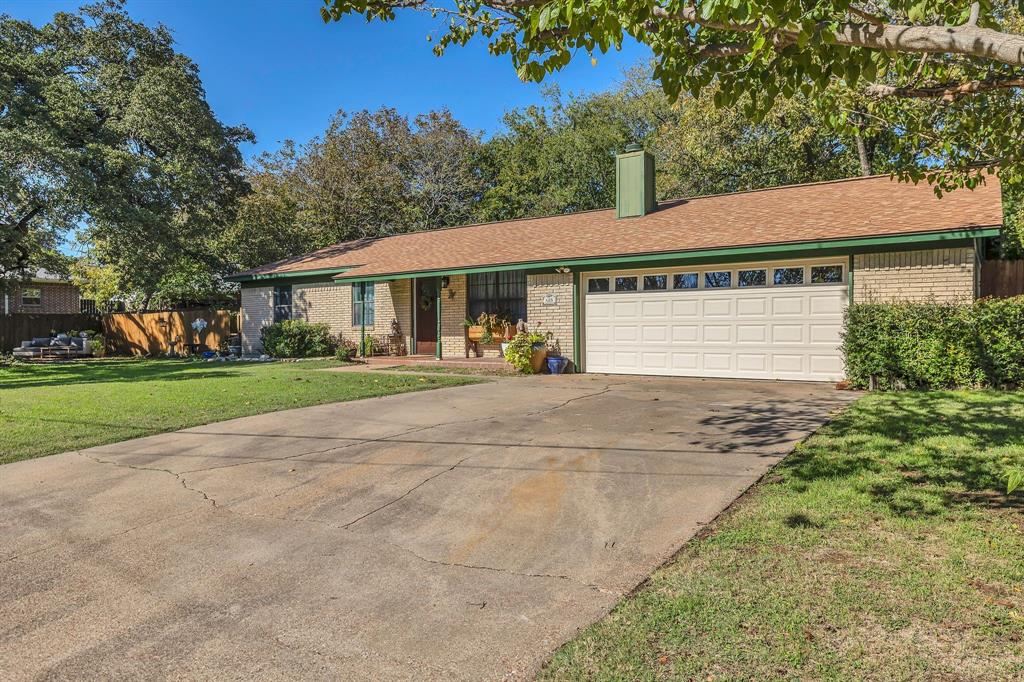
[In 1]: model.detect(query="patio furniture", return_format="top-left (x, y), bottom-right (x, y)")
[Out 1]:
top-left (11, 336), bottom-right (92, 360)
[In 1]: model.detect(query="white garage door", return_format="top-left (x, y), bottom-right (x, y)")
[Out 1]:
top-left (584, 260), bottom-right (847, 381)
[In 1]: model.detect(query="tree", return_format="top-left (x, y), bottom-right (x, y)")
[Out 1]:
top-left (477, 70), bottom-right (879, 221)
top-left (320, 0), bottom-right (1024, 192)
top-left (0, 1), bottom-right (252, 305)
top-left (222, 107), bottom-right (483, 269)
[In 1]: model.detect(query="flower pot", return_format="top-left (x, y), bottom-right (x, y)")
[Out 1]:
top-left (546, 356), bottom-right (568, 375)
top-left (530, 346), bottom-right (547, 373)
top-left (467, 326), bottom-right (486, 342)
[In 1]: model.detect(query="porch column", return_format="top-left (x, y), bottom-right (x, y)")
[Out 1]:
top-left (360, 282), bottom-right (366, 356)
top-left (435, 277), bottom-right (442, 360)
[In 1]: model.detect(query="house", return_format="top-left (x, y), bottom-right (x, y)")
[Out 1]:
top-left (3, 270), bottom-right (83, 315)
top-left (229, 146), bottom-right (1002, 382)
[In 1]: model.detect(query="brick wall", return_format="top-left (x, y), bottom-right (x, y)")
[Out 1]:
top-left (854, 247), bottom-right (975, 303)
top-left (526, 273), bottom-right (574, 363)
top-left (244, 280), bottom-right (413, 355)
top-left (8, 283), bottom-right (80, 314)
top-left (440, 274), bottom-right (468, 358)
top-left (240, 285), bottom-right (273, 354)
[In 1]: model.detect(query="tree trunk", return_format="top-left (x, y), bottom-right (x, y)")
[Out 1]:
top-left (855, 133), bottom-right (873, 176)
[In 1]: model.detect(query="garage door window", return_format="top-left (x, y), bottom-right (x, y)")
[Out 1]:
top-left (615, 276), bottom-right (638, 292)
top-left (773, 267), bottom-right (804, 286)
top-left (643, 275), bottom-right (667, 290)
top-left (705, 271), bottom-right (732, 288)
top-left (738, 269), bottom-right (766, 287)
top-left (673, 273), bottom-right (698, 289)
top-left (811, 265), bottom-right (844, 283)
top-left (588, 277), bottom-right (610, 293)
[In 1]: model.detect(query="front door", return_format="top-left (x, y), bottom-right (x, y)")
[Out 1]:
top-left (415, 278), bottom-right (438, 355)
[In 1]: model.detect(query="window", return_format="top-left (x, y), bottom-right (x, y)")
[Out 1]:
top-left (704, 271), bottom-right (732, 288)
top-left (811, 265), bottom-right (844, 283)
top-left (615, 276), bottom-right (638, 292)
top-left (468, 271), bottom-right (526, 322)
top-left (20, 287), bottom-right (41, 307)
top-left (643, 275), bottom-right (667, 290)
top-left (773, 267), bottom-right (804, 286)
top-left (673, 273), bottom-right (698, 289)
top-left (273, 286), bottom-right (292, 322)
top-left (587, 278), bottom-right (609, 293)
top-left (352, 282), bottom-right (376, 326)
top-left (738, 269), bottom-right (766, 287)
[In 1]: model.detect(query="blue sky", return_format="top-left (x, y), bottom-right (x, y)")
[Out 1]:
top-left (6, 0), bottom-right (651, 159)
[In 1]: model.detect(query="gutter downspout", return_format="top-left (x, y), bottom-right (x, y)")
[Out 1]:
top-left (435, 277), bottom-right (442, 360)
top-left (848, 254), bottom-right (855, 305)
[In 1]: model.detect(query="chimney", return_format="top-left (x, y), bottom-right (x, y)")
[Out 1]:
top-left (615, 144), bottom-right (656, 219)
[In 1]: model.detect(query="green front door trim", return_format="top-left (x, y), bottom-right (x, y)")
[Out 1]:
top-left (331, 227), bottom-right (1000, 284)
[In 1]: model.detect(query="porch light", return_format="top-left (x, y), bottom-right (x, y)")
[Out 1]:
top-left (440, 276), bottom-right (450, 288)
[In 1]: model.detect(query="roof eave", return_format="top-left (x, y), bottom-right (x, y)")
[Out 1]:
top-left (226, 266), bottom-right (354, 283)
top-left (331, 226), bottom-right (1002, 283)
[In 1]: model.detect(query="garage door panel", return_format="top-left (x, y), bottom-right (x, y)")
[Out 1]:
top-left (703, 298), bottom-right (732, 316)
top-left (671, 299), bottom-right (699, 317)
top-left (771, 296), bottom-right (804, 315)
top-left (703, 325), bottom-right (732, 343)
top-left (585, 267), bottom-right (846, 381)
top-left (809, 323), bottom-right (841, 344)
top-left (702, 353), bottom-right (733, 371)
top-left (736, 324), bottom-right (767, 343)
top-left (642, 325), bottom-right (668, 342)
top-left (771, 324), bottom-right (804, 343)
top-left (642, 300), bottom-right (669, 317)
top-left (736, 297), bottom-right (767, 316)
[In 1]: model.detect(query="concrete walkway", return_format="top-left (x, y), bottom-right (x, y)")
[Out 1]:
top-left (0, 374), bottom-right (857, 680)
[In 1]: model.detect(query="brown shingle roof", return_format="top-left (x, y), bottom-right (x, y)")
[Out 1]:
top-left (235, 174), bottom-right (1003, 280)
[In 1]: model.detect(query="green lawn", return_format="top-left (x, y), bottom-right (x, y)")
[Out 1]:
top-left (544, 391), bottom-right (1024, 681)
top-left (0, 358), bottom-right (478, 465)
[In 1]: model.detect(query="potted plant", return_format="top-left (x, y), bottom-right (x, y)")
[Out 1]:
top-left (464, 312), bottom-right (509, 345)
top-left (503, 330), bottom-right (550, 374)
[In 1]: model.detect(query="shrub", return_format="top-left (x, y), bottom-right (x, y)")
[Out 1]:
top-left (842, 297), bottom-right (1024, 389)
top-left (335, 338), bottom-right (358, 361)
top-left (260, 320), bottom-right (336, 358)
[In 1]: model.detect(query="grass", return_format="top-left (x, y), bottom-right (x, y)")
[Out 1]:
top-left (543, 391), bottom-right (1024, 681)
top-left (0, 358), bottom-right (478, 465)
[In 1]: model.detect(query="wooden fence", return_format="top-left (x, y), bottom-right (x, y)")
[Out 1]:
top-left (980, 260), bottom-right (1024, 298)
top-left (103, 309), bottom-right (236, 356)
top-left (0, 313), bottom-right (101, 354)
top-left (2, 309), bottom-right (236, 356)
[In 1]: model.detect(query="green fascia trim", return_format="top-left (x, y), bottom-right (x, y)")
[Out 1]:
top-left (228, 267), bottom-right (353, 284)
top-left (331, 227), bottom-right (1001, 283)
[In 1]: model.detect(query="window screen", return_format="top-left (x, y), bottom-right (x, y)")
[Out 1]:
top-left (467, 271), bottom-right (526, 322)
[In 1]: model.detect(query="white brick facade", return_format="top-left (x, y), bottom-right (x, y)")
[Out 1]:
top-left (854, 247), bottom-right (976, 303)
top-left (526, 273), bottom-right (574, 364)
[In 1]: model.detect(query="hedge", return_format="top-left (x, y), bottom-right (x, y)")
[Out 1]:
top-left (842, 297), bottom-right (1024, 389)
top-left (260, 320), bottom-right (337, 358)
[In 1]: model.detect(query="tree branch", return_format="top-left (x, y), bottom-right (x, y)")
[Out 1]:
top-left (650, 5), bottom-right (1024, 68)
top-left (865, 76), bottom-right (1024, 101)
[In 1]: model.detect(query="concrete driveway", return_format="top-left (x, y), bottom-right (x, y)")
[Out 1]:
top-left (0, 374), bottom-right (856, 680)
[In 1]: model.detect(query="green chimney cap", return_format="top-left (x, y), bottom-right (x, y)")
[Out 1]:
top-left (624, 143), bottom-right (643, 153)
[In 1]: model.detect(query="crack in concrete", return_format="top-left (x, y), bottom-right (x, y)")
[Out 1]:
top-left (339, 453), bottom-right (478, 529)
top-left (75, 452), bottom-right (218, 507)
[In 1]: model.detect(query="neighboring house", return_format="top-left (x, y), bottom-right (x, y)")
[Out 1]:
top-left (3, 270), bottom-right (82, 315)
top-left (229, 146), bottom-right (1002, 382)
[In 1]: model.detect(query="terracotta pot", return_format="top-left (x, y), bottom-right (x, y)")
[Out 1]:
top-left (530, 346), bottom-right (547, 373)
